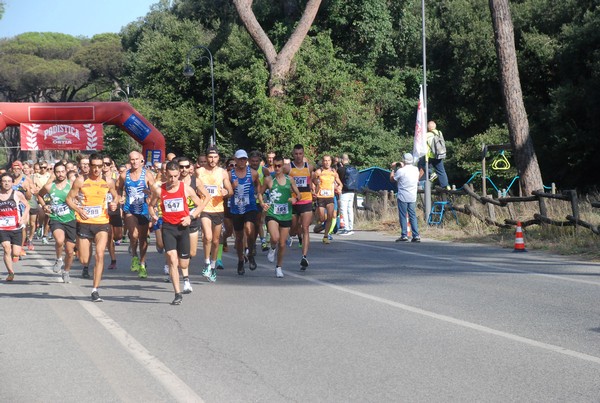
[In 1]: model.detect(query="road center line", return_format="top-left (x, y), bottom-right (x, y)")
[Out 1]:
top-left (285, 269), bottom-right (600, 366)
top-left (33, 256), bottom-right (204, 403)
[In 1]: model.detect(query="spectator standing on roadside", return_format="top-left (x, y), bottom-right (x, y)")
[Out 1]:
top-left (336, 153), bottom-right (357, 236)
top-left (390, 153), bottom-right (420, 243)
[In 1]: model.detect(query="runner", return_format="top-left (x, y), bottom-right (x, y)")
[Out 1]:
top-left (102, 156), bottom-right (122, 270)
top-left (32, 160), bottom-right (52, 244)
top-left (66, 153), bottom-right (118, 302)
top-left (117, 151), bottom-right (154, 278)
top-left (249, 150), bottom-right (270, 252)
top-left (258, 154), bottom-right (301, 278)
top-left (197, 146), bottom-right (232, 283)
top-left (37, 162), bottom-right (77, 283)
top-left (176, 156), bottom-right (210, 292)
top-left (24, 162), bottom-right (40, 250)
top-left (148, 161), bottom-right (204, 305)
top-left (11, 160), bottom-right (33, 259)
top-left (229, 149), bottom-right (260, 275)
top-left (0, 173), bottom-right (30, 282)
top-left (285, 144), bottom-right (315, 270)
top-left (313, 155), bottom-right (342, 244)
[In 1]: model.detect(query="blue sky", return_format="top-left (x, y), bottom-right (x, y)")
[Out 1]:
top-left (0, 0), bottom-right (159, 38)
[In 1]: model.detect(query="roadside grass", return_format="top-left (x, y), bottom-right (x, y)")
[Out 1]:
top-left (354, 193), bottom-right (600, 261)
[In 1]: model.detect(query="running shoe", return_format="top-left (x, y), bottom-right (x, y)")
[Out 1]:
top-left (26, 240), bottom-right (34, 251)
top-left (208, 269), bottom-right (217, 283)
top-left (130, 256), bottom-right (140, 272)
top-left (275, 267), bottom-right (284, 278)
top-left (163, 264), bottom-right (169, 275)
top-left (12, 256), bottom-right (19, 263)
top-left (20, 250), bottom-right (26, 257)
top-left (202, 263), bottom-right (211, 278)
top-left (52, 258), bottom-right (64, 273)
top-left (172, 293), bottom-right (183, 305)
top-left (248, 255), bottom-right (257, 271)
top-left (344, 230), bottom-right (354, 236)
top-left (267, 247), bottom-right (276, 263)
top-left (395, 236), bottom-right (409, 242)
top-left (300, 256), bottom-right (309, 271)
top-left (216, 259), bottom-right (224, 270)
top-left (328, 234), bottom-right (333, 241)
top-left (337, 229), bottom-right (347, 235)
top-left (322, 236), bottom-right (330, 244)
top-left (286, 236), bottom-right (294, 247)
top-left (313, 222), bottom-right (325, 233)
top-left (41, 237), bottom-right (49, 245)
top-left (183, 279), bottom-right (193, 294)
top-left (114, 240), bottom-right (121, 246)
top-left (108, 261), bottom-right (117, 270)
top-left (138, 263), bottom-right (147, 279)
top-left (411, 237), bottom-right (421, 243)
top-left (261, 239), bottom-right (269, 252)
top-left (6, 272), bottom-right (14, 281)
top-left (91, 291), bottom-right (103, 302)
top-left (237, 260), bottom-right (245, 275)
top-left (82, 268), bottom-right (90, 278)
top-left (62, 271), bottom-right (71, 283)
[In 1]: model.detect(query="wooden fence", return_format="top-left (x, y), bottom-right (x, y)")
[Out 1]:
top-left (360, 184), bottom-right (600, 235)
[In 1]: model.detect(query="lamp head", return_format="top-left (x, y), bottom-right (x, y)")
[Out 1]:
top-left (183, 65), bottom-right (195, 77)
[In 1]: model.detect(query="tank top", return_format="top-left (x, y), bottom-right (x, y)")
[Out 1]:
top-left (49, 182), bottom-right (76, 223)
top-left (317, 169), bottom-right (336, 198)
top-left (230, 166), bottom-right (258, 215)
top-left (267, 175), bottom-right (293, 222)
top-left (0, 190), bottom-right (21, 231)
top-left (76, 177), bottom-right (110, 224)
top-left (289, 161), bottom-right (312, 204)
top-left (160, 182), bottom-right (190, 225)
top-left (198, 167), bottom-right (225, 213)
top-left (123, 168), bottom-right (149, 215)
top-left (185, 175), bottom-right (198, 213)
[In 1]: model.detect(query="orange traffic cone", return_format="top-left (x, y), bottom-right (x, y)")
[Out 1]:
top-left (513, 221), bottom-right (527, 252)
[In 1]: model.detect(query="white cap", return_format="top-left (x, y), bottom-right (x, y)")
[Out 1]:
top-left (234, 149), bottom-right (248, 159)
top-left (403, 153), bottom-right (414, 164)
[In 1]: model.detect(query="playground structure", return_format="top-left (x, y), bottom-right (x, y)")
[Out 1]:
top-left (0, 102), bottom-right (165, 163)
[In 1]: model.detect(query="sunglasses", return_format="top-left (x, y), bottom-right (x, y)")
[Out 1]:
top-left (90, 163), bottom-right (103, 168)
top-left (103, 162), bottom-right (111, 166)
top-left (40, 166), bottom-right (48, 169)
top-left (179, 165), bottom-right (190, 169)
top-left (274, 164), bottom-right (283, 168)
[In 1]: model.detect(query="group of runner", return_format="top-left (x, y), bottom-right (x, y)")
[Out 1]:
top-left (1, 144), bottom-right (350, 305)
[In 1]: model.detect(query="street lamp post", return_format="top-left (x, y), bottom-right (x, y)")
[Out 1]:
top-left (110, 88), bottom-right (129, 102)
top-left (183, 45), bottom-right (216, 147)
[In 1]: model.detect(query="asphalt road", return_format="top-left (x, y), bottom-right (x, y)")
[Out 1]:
top-left (1, 229), bottom-right (600, 402)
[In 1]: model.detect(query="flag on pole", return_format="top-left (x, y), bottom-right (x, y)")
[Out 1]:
top-left (413, 85), bottom-right (427, 159)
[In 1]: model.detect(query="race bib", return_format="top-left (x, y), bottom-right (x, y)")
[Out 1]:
top-left (205, 185), bottom-right (218, 196)
top-left (164, 197), bottom-right (184, 213)
top-left (0, 216), bottom-right (16, 228)
top-left (274, 203), bottom-right (289, 215)
top-left (83, 205), bottom-right (102, 218)
top-left (53, 203), bottom-right (71, 216)
top-left (235, 194), bottom-right (250, 207)
top-left (320, 189), bottom-right (333, 197)
top-left (129, 190), bottom-right (144, 204)
top-left (294, 176), bottom-right (308, 188)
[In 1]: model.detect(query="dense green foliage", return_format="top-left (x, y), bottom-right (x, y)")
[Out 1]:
top-left (1, 0), bottom-right (598, 191)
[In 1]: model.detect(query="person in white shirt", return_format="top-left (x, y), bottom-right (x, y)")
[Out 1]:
top-left (390, 153), bottom-right (420, 243)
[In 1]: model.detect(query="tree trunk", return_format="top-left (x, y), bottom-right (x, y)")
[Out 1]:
top-left (489, 0), bottom-right (544, 195)
top-left (233, 0), bottom-right (322, 97)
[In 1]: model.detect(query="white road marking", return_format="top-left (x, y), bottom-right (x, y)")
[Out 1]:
top-left (35, 256), bottom-right (204, 403)
top-left (285, 270), bottom-right (600, 365)
top-left (341, 238), bottom-right (600, 286)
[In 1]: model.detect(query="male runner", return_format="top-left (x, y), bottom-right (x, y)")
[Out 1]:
top-left (66, 153), bottom-right (118, 302)
top-left (148, 161), bottom-right (204, 305)
top-left (117, 151), bottom-right (154, 278)
top-left (285, 144), bottom-right (315, 270)
top-left (197, 146), bottom-right (232, 282)
top-left (37, 162), bottom-right (77, 283)
top-left (0, 173), bottom-right (30, 281)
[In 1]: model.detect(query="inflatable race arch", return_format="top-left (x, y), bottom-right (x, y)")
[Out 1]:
top-left (0, 102), bottom-right (165, 163)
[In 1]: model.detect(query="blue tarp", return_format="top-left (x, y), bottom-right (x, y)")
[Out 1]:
top-left (357, 167), bottom-right (396, 192)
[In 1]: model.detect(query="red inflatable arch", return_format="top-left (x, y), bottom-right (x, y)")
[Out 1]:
top-left (0, 102), bottom-right (165, 163)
